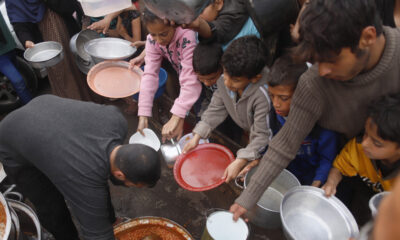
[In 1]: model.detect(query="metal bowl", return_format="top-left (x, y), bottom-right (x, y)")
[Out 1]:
top-left (23, 41), bottom-right (64, 69)
top-left (76, 29), bottom-right (100, 62)
top-left (281, 186), bottom-right (359, 240)
top-left (369, 191), bottom-right (390, 217)
top-left (243, 167), bottom-right (300, 229)
top-left (84, 38), bottom-right (136, 64)
top-left (160, 139), bottom-right (181, 168)
top-left (143, 0), bottom-right (211, 25)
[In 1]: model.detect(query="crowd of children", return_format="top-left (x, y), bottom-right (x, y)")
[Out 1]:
top-left (121, 0), bottom-right (400, 233)
top-left (3, 0), bottom-right (400, 238)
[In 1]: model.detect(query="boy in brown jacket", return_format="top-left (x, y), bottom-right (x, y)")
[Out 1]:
top-left (183, 36), bottom-right (272, 182)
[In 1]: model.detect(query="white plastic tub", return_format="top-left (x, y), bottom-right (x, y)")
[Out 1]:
top-left (78, 0), bottom-right (132, 17)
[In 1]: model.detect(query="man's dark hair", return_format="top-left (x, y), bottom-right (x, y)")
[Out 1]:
top-left (142, 8), bottom-right (162, 26)
top-left (193, 42), bottom-right (223, 75)
top-left (293, 0), bottom-right (383, 62)
top-left (115, 144), bottom-right (161, 187)
top-left (267, 54), bottom-right (308, 87)
top-left (221, 36), bottom-right (267, 79)
top-left (368, 93), bottom-right (400, 145)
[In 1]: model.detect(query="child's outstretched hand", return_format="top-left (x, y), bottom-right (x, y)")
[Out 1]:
top-left (223, 159), bottom-right (248, 183)
top-left (182, 133), bottom-right (201, 154)
top-left (129, 51), bottom-right (146, 68)
top-left (311, 180), bottom-right (322, 187)
top-left (237, 159), bottom-right (260, 179)
top-left (162, 115), bottom-right (184, 142)
top-left (321, 180), bottom-right (337, 197)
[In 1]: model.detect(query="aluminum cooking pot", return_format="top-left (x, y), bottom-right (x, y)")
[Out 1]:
top-left (7, 199), bottom-right (41, 240)
top-left (143, 0), bottom-right (211, 24)
top-left (246, 0), bottom-right (299, 38)
top-left (236, 166), bottom-right (300, 229)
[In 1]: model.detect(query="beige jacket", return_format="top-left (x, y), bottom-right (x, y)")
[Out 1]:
top-left (193, 75), bottom-right (272, 160)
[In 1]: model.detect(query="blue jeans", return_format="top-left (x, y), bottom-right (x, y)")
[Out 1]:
top-left (0, 52), bottom-right (32, 104)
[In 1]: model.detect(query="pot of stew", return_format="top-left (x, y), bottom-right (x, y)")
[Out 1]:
top-left (114, 216), bottom-right (193, 240)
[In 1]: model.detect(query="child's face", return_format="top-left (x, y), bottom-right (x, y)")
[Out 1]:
top-left (223, 70), bottom-right (258, 95)
top-left (200, 0), bottom-right (223, 22)
top-left (361, 118), bottom-right (400, 164)
top-left (267, 84), bottom-right (295, 117)
top-left (146, 21), bottom-right (175, 46)
top-left (197, 68), bottom-right (222, 87)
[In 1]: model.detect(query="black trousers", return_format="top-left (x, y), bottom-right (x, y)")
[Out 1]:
top-left (336, 176), bottom-right (376, 226)
top-left (4, 166), bottom-right (79, 240)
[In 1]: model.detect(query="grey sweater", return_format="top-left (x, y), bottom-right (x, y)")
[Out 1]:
top-left (193, 75), bottom-right (272, 160)
top-left (236, 26), bottom-right (400, 209)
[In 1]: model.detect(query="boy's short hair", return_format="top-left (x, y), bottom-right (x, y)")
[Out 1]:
top-left (368, 94), bottom-right (400, 145)
top-left (115, 144), bottom-right (161, 187)
top-left (293, 0), bottom-right (383, 62)
top-left (193, 42), bottom-right (223, 75)
top-left (266, 54), bottom-right (308, 87)
top-left (221, 36), bottom-right (267, 79)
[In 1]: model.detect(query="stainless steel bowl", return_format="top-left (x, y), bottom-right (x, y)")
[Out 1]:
top-left (76, 29), bottom-right (100, 62)
top-left (84, 38), bottom-right (137, 64)
top-left (143, 0), bottom-right (211, 24)
top-left (242, 167), bottom-right (300, 229)
top-left (281, 186), bottom-right (359, 240)
top-left (369, 191), bottom-right (390, 217)
top-left (23, 41), bottom-right (64, 69)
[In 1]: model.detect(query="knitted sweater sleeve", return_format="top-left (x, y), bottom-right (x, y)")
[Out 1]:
top-left (235, 77), bottom-right (323, 209)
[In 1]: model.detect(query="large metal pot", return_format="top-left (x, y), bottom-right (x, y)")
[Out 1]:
top-left (237, 167), bottom-right (300, 229)
top-left (143, 0), bottom-right (211, 24)
top-left (1, 186), bottom-right (41, 240)
top-left (76, 29), bottom-right (100, 62)
top-left (113, 216), bottom-right (193, 240)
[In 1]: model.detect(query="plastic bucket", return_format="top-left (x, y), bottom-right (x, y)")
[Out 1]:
top-left (132, 67), bottom-right (167, 101)
top-left (201, 210), bottom-right (249, 240)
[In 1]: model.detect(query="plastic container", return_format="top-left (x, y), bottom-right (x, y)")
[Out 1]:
top-left (132, 67), bottom-right (168, 101)
top-left (78, 0), bottom-right (132, 17)
top-left (129, 128), bottom-right (161, 151)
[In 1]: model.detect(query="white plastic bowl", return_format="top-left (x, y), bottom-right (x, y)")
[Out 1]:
top-left (129, 128), bottom-right (161, 152)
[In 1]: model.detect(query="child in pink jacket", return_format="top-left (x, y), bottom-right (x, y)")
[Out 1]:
top-left (134, 8), bottom-right (201, 141)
